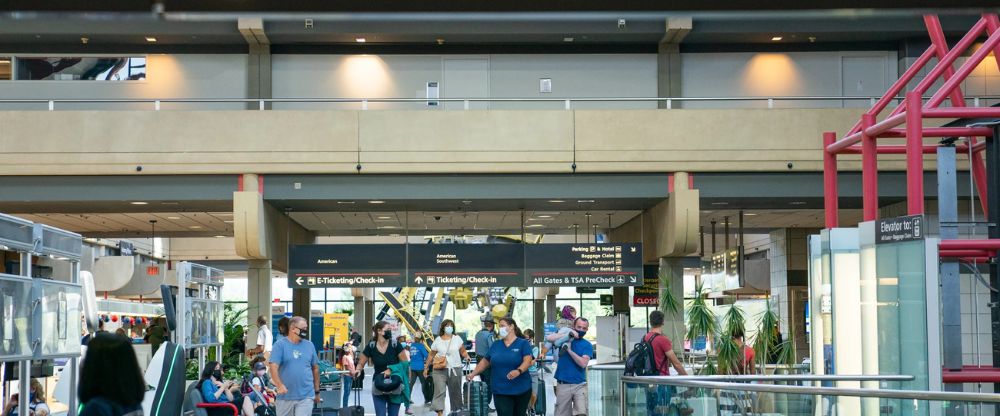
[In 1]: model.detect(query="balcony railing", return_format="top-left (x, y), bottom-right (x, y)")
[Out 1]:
top-left (0, 95), bottom-right (998, 111)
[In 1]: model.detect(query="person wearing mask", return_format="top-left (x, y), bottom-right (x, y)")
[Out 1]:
top-left (473, 315), bottom-right (496, 405)
top-left (3, 379), bottom-right (49, 416)
top-left (268, 317), bottom-right (320, 416)
top-left (340, 343), bottom-right (357, 409)
top-left (276, 317), bottom-right (290, 340)
top-left (76, 334), bottom-right (145, 416)
top-left (250, 361), bottom-right (276, 407)
top-left (466, 317), bottom-right (533, 416)
top-left (424, 320), bottom-right (470, 416)
top-left (406, 332), bottom-right (432, 413)
top-left (145, 318), bottom-right (167, 356)
top-left (545, 306), bottom-right (577, 353)
top-left (198, 361), bottom-right (255, 416)
top-left (247, 315), bottom-right (274, 360)
top-left (354, 321), bottom-right (408, 416)
top-left (553, 318), bottom-right (592, 416)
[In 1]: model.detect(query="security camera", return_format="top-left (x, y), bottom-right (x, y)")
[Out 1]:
top-left (618, 18), bottom-right (626, 29)
top-left (434, 216), bottom-right (442, 221)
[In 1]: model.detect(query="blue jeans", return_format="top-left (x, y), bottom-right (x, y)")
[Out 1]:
top-left (372, 394), bottom-right (400, 416)
top-left (341, 375), bottom-right (353, 407)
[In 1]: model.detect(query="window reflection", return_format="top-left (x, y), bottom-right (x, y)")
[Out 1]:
top-left (15, 57), bottom-right (145, 81)
top-left (0, 57), bottom-right (10, 80)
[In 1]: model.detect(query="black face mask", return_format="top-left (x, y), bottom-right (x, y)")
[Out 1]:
top-left (213, 370), bottom-right (223, 380)
top-left (383, 330), bottom-right (392, 340)
top-left (298, 329), bottom-right (308, 339)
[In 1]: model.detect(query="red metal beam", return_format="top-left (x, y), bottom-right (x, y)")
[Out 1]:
top-left (940, 250), bottom-right (996, 257)
top-left (904, 18), bottom-right (987, 102)
top-left (923, 108), bottom-right (1000, 118)
top-left (845, 46), bottom-right (936, 137)
top-left (824, 132), bottom-right (839, 229)
top-left (970, 139), bottom-right (990, 216)
top-left (926, 26), bottom-right (1000, 109)
top-left (843, 144), bottom-right (980, 155)
top-left (829, 113), bottom-right (907, 154)
top-left (862, 113), bottom-right (878, 221)
top-left (925, 15), bottom-right (969, 109)
top-left (906, 91), bottom-right (924, 215)
top-left (878, 127), bottom-right (995, 138)
top-left (943, 369), bottom-right (1000, 383)
top-left (940, 239), bottom-right (1000, 250)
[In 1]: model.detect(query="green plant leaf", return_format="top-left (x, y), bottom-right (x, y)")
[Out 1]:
top-left (685, 282), bottom-right (717, 343)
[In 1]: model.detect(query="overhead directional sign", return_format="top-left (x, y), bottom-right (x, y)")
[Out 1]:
top-left (407, 244), bottom-right (526, 287)
top-left (526, 243), bottom-right (642, 287)
top-left (288, 244), bottom-right (406, 288)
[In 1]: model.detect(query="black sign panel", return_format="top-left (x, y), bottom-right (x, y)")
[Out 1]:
top-left (118, 241), bottom-right (134, 257)
top-left (288, 244), bottom-right (406, 288)
top-left (526, 243), bottom-right (642, 287)
top-left (407, 244), bottom-right (526, 287)
top-left (876, 215), bottom-right (925, 245)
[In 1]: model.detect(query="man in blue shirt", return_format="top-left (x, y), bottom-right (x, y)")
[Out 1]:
top-left (553, 317), bottom-right (592, 416)
top-left (268, 316), bottom-right (320, 416)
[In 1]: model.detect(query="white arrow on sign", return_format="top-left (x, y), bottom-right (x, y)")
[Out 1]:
top-left (629, 276), bottom-right (637, 283)
top-left (414, 276), bottom-right (424, 285)
top-left (296, 277), bottom-right (303, 285)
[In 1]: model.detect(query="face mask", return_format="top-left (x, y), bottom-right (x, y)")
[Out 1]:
top-left (444, 326), bottom-right (454, 335)
top-left (383, 330), bottom-right (392, 340)
top-left (498, 327), bottom-right (509, 338)
top-left (213, 370), bottom-right (223, 380)
top-left (256, 370), bottom-right (266, 377)
top-left (576, 329), bottom-right (587, 338)
top-left (298, 329), bottom-right (308, 339)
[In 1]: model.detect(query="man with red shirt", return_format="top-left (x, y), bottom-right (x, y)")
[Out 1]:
top-left (643, 311), bottom-right (688, 415)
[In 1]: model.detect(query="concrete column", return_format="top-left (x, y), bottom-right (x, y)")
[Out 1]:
top-left (545, 294), bottom-right (557, 322)
top-left (363, 300), bottom-right (374, 345)
top-left (292, 289), bottom-right (310, 320)
top-left (657, 17), bottom-right (691, 109)
top-left (533, 299), bottom-right (545, 338)
top-left (769, 228), bottom-right (817, 361)
top-left (247, 259), bottom-right (272, 347)
top-left (239, 17), bottom-right (272, 110)
top-left (353, 296), bottom-right (365, 337)
top-left (659, 257), bottom-right (686, 355)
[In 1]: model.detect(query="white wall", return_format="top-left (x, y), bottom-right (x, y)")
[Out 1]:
top-left (271, 54), bottom-right (659, 110)
top-left (681, 51), bottom-right (898, 109)
top-left (0, 54), bottom-right (248, 110)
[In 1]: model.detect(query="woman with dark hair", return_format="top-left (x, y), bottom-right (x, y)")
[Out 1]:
top-left (276, 317), bottom-right (290, 338)
top-left (198, 361), bottom-right (254, 416)
top-left (77, 333), bottom-right (145, 416)
top-left (466, 318), bottom-right (534, 416)
top-left (353, 321), bottom-right (408, 416)
top-left (423, 319), bottom-right (470, 416)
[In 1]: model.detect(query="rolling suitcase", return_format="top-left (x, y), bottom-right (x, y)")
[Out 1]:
top-left (338, 386), bottom-right (364, 416)
top-left (532, 371), bottom-right (546, 415)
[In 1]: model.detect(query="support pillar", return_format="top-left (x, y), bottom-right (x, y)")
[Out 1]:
top-left (353, 296), bottom-right (365, 338)
top-left (988, 125), bottom-right (1000, 394)
top-left (656, 17), bottom-right (690, 109)
top-left (938, 145), bottom-right (963, 394)
top-left (659, 257), bottom-right (686, 355)
top-left (239, 17), bottom-right (271, 110)
top-left (363, 300), bottom-right (375, 345)
top-left (533, 299), bottom-right (545, 341)
top-left (545, 294), bottom-right (557, 323)
top-left (247, 259), bottom-right (272, 347)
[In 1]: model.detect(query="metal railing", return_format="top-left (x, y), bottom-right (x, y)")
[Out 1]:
top-left (0, 95), bottom-right (997, 111)
top-left (620, 374), bottom-right (1000, 415)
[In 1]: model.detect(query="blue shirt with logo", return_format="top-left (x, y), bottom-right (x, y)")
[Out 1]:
top-left (554, 338), bottom-right (592, 385)
top-left (269, 337), bottom-right (319, 401)
top-left (485, 338), bottom-right (533, 395)
top-left (409, 342), bottom-right (429, 371)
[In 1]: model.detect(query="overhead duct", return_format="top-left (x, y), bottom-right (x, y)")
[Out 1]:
top-left (91, 256), bottom-right (136, 292)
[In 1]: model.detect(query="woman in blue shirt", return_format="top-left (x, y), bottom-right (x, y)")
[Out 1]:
top-left (466, 317), bottom-right (534, 416)
top-left (198, 361), bottom-right (254, 416)
top-left (407, 332), bottom-right (433, 414)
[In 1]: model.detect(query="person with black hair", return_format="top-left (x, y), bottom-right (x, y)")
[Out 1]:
top-left (277, 317), bottom-right (290, 339)
top-left (354, 321), bottom-right (408, 416)
top-left (198, 361), bottom-right (254, 416)
top-left (553, 317), bottom-right (592, 416)
top-left (466, 317), bottom-right (534, 416)
top-left (77, 333), bottom-right (145, 416)
top-left (731, 329), bottom-right (755, 375)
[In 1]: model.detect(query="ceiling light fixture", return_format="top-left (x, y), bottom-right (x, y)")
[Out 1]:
top-left (790, 201), bottom-right (807, 205)
top-left (548, 200), bottom-right (565, 203)
top-left (377, 216), bottom-right (392, 220)
top-left (355, 37), bottom-right (366, 43)
top-left (145, 37), bottom-right (157, 42)
top-left (167, 216), bottom-right (181, 220)
top-left (369, 200), bottom-right (385, 204)
top-left (744, 213), bottom-right (758, 216)
top-left (538, 215), bottom-right (552, 218)
top-left (564, 37), bottom-right (574, 42)
top-left (461, 200), bottom-right (473, 204)
top-left (710, 202), bottom-right (728, 206)
top-left (336, 201), bottom-right (355, 205)
top-left (771, 36), bottom-right (783, 41)
top-left (130, 201), bottom-right (148, 205)
top-left (577, 200), bottom-right (596, 203)
top-left (214, 235), bottom-right (226, 238)
top-left (189, 225), bottom-right (202, 229)
top-left (526, 224), bottom-right (545, 228)
top-left (224, 220), bottom-right (234, 224)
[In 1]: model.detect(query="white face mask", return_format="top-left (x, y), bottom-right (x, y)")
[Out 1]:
top-left (444, 326), bottom-right (454, 335)
top-left (498, 327), bottom-right (509, 338)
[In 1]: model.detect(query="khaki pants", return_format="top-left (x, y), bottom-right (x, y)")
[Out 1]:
top-left (554, 382), bottom-right (587, 416)
top-left (431, 367), bottom-right (463, 412)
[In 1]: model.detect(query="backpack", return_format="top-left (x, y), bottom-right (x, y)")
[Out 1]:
top-left (624, 333), bottom-right (662, 376)
top-left (240, 374), bottom-right (254, 395)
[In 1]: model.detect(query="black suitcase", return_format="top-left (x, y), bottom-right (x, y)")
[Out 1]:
top-left (338, 385), bottom-right (364, 416)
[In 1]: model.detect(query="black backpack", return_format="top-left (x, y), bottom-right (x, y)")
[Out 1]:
top-left (624, 333), bottom-right (662, 376)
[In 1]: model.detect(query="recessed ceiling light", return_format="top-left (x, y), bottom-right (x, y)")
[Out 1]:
top-left (355, 37), bottom-right (366, 43)
top-left (577, 200), bottom-right (595, 203)
top-left (166, 216), bottom-right (181, 220)
top-left (526, 224), bottom-right (545, 228)
top-left (564, 37), bottom-right (574, 42)
top-left (548, 200), bottom-right (565, 203)
top-left (336, 201), bottom-right (356, 205)
top-left (368, 200), bottom-right (385, 204)
top-left (538, 215), bottom-right (552, 218)
top-left (214, 235), bottom-right (226, 238)
top-left (790, 201), bottom-right (807, 205)
top-left (771, 36), bottom-right (783, 41)
top-left (189, 225), bottom-right (202, 229)
top-left (376, 216), bottom-right (392, 220)
top-left (145, 37), bottom-right (157, 42)
top-left (462, 200), bottom-right (473, 204)
top-left (744, 213), bottom-right (758, 216)
top-left (130, 201), bottom-right (148, 205)
top-left (710, 202), bottom-right (729, 206)
top-left (378, 225), bottom-right (398, 229)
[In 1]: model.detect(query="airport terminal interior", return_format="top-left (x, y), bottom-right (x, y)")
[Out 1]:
top-left (2, 1), bottom-right (1000, 415)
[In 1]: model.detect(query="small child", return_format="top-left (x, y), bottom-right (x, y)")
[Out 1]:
top-left (545, 305), bottom-right (578, 352)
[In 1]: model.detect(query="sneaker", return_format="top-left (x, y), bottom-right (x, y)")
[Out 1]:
top-left (404, 409), bottom-right (414, 415)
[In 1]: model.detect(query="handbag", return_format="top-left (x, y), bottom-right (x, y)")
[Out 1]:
top-left (432, 337), bottom-right (452, 370)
